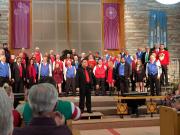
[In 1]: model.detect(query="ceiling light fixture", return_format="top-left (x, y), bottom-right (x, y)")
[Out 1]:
top-left (155, 0), bottom-right (180, 5)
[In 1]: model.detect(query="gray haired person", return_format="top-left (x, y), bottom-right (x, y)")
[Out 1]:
top-left (0, 88), bottom-right (13, 135)
top-left (13, 83), bottom-right (72, 135)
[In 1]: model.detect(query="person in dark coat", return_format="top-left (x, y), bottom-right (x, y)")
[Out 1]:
top-left (13, 83), bottom-right (72, 135)
top-left (76, 59), bottom-right (93, 113)
top-left (3, 43), bottom-right (11, 63)
top-left (12, 56), bottom-right (26, 93)
top-left (115, 57), bottom-right (131, 95)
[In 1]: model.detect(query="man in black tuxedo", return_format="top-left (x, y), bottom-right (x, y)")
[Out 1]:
top-left (76, 59), bottom-right (93, 113)
top-left (12, 56), bottom-right (26, 93)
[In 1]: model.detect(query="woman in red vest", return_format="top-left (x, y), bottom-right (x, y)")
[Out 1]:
top-left (26, 57), bottom-right (36, 89)
top-left (53, 54), bottom-right (63, 95)
top-left (106, 60), bottom-right (115, 96)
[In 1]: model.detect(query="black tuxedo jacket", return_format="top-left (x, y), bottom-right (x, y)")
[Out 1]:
top-left (12, 62), bottom-right (26, 81)
top-left (76, 67), bottom-right (93, 90)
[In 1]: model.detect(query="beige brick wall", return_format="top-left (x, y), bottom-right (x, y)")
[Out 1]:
top-left (0, 0), bottom-right (9, 44)
top-left (124, 0), bottom-right (180, 58)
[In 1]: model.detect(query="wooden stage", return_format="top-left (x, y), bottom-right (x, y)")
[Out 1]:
top-left (61, 95), bottom-right (166, 117)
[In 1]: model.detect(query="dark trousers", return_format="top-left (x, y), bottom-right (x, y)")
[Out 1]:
top-left (130, 74), bottom-right (136, 91)
top-left (161, 65), bottom-right (168, 85)
top-left (14, 78), bottom-right (24, 93)
top-left (96, 78), bottom-right (105, 95)
top-left (119, 76), bottom-right (129, 95)
top-left (65, 78), bottom-right (76, 95)
top-left (79, 84), bottom-right (91, 112)
top-left (0, 77), bottom-right (9, 87)
top-left (149, 75), bottom-right (160, 96)
top-left (27, 78), bottom-right (35, 89)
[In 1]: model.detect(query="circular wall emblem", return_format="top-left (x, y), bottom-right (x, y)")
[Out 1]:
top-left (106, 7), bottom-right (117, 20)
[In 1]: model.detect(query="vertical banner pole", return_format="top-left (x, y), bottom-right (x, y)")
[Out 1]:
top-left (66, 0), bottom-right (71, 49)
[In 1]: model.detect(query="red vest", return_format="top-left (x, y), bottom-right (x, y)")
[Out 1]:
top-left (55, 60), bottom-right (63, 70)
top-left (35, 52), bottom-right (41, 63)
top-left (50, 55), bottom-right (55, 64)
top-left (88, 60), bottom-right (96, 69)
top-left (95, 65), bottom-right (106, 79)
top-left (18, 64), bottom-right (23, 78)
top-left (28, 64), bottom-right (36, 82)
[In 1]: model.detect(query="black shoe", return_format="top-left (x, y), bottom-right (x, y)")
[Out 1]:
top-left (87, 110), bottom-right (93, 113)
top-left (80, 109), bottom-right (84, 114)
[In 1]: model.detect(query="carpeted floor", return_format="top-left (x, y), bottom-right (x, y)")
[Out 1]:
top-left (80, 126), bottom-right (160, 135)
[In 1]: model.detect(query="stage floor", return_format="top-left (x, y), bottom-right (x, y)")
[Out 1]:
top-left (60, 96), bottom-right (115, 103)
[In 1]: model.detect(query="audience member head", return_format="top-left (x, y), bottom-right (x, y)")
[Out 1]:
top-left (0, 88), bottom-right (13, 135)
top-left (28, 83), bottom-right (58, 116)
top-left (3, 83), bottom-right (14, 107)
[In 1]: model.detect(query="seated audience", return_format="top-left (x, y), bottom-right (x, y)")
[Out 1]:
top-left (16, 77), bottom-right (81, 125)
top-left (13, 83), bottom-right (72, 135)
top-left (0, 88), bottom-right (13, 135)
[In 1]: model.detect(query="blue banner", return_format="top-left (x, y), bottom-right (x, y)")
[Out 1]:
top-left (149, 10), bottom-right (167, 48)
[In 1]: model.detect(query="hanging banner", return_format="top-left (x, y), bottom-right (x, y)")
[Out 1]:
top-left (12, 0), bottom-right (31, 49)
top-left (149, 10), bottom-right (167, 48)
top-left (103, 3), bottom-right (120, 50)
